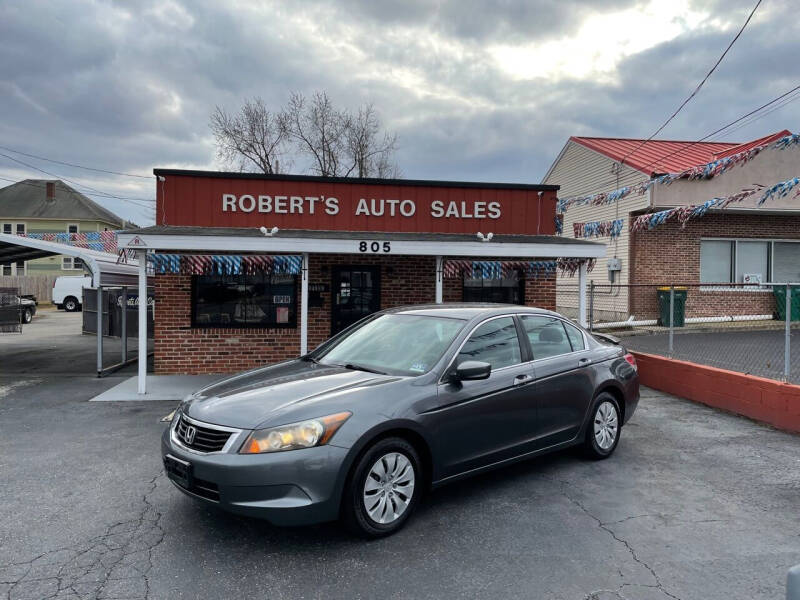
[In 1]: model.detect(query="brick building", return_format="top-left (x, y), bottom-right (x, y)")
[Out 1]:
top-left (543, 130), bottom-right (800, 322)
top-left (117, 170), bottom-right (602, 377)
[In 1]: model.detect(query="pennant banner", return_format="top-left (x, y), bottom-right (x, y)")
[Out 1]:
top-left (442, 258), bottom-right (595, 279)
top-left (629, 176), bottom-right (800, 232)
top-left (443, 260), bottom-right (557, 279)
top-left (19, 231), bottom-right (118, 254)
top-left (557, 133), bottom-right (800, 214)
top-left (148, 254), bottom-right (302, 275)
top-left (573, 219), bottom-right (624, 240)
top-left (557, 257), bottom-right (596, 277)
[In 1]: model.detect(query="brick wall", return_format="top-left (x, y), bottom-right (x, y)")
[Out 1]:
top-left (306, 255), bottom-right (437, 350)
top-left (154, 253), bottom-right (557, 374)
top-left (630, 213), bottom-right (800, 319)
top-left (153, 273), bottom-right (302, 374)
top-left (634, 352), bottom-right (800, 434)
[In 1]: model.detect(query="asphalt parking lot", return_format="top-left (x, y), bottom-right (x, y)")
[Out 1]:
top-left (1, 370), bottom-right (799, 600)
top-left (623, 327), bottom-right (800, 384)
top-left (0, 307), bottom-right (151, 375)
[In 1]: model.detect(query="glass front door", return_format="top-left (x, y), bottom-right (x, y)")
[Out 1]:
top-left (331, 266), bottom-right (381, 335)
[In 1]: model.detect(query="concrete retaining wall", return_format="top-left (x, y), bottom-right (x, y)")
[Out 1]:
top-left (633, 351), bottom-right (800, 434)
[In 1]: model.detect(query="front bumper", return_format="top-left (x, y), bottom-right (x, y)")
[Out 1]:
top-left (161, 427), bottom-right (350, 526)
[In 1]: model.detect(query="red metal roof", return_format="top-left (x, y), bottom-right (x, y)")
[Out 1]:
top-left (712, 129), bottom-right (791, 159)
top-left (570, 136), bottom-right (738, 175)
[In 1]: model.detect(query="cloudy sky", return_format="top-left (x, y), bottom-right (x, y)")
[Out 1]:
top-left (1, 0), bottom-right (797, 225)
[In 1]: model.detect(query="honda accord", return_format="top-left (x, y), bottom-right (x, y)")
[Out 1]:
top-left (163, 304), bottom-right (639, 537)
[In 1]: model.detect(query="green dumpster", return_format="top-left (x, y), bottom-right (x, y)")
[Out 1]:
top-left (657, 287), bottom-right (687, 327)
top-left (773, 285), bottom-right (800, 321)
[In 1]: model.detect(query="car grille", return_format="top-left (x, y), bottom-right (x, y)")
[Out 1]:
top-left (175, 415), bottom-right (233, 452)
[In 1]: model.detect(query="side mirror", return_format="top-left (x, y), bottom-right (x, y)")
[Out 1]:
top-left (454, 360), bottom-right (491, 381)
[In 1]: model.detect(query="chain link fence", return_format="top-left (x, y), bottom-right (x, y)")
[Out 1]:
top-left (557, 282), bottom-right (800, 384)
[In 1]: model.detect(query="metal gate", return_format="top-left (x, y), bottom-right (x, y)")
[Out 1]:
top-left (82, 286), bottom-right (154, 375)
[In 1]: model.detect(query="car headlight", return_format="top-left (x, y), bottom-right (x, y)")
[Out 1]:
top-left (240, 412), bottom-right (352, 454)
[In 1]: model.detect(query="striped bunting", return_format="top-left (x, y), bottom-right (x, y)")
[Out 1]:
top-left (148, 254), bottom-right (302, 275)
top-left (443, 260), bottom-right (558, 279)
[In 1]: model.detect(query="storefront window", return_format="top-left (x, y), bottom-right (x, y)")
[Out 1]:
top-left (701, 239), bottom-right (800, 284)
top-left (192, 273), bottom-right (297, 328)
top-left (463, 277), bottom-right (524, 304)
top-left (735, 241), bottom-right (769, 283)
top-left (700, 241), bottom-right (733, 283)
top-left (773, 243), bottom-right (800, 282)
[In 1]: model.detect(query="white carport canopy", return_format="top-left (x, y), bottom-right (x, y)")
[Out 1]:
top-left (0, 232), bottom-right (141, 375)
top-left (0, 232), bottom-right (139, 287)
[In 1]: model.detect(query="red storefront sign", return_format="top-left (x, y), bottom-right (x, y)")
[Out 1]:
top-left (156, 170), bottom-right (558, 235)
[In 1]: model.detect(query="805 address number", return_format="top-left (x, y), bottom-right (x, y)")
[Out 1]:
top-left (358, 241), bottom-right (391, 253)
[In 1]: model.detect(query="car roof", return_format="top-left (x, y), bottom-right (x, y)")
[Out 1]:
top-left (380, 303), bottom-right (559, 320)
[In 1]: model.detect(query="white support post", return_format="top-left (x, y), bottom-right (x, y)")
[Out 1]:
top-left (578, 261), bottom-right (588, 328)
top-left (300, 253), bottom-right (309, 355)
top-left (96, 285), bottom-right (103, 376)
top-left (435, 256), bottom-right (443, 304)
top-left (137, 250), bottom-right (147, 395)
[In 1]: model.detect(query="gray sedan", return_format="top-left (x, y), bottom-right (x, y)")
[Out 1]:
top-left (163, 304), bottom-right (639, 537)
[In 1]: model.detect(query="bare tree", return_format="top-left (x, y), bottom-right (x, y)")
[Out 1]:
top-left (343, 103), bottom-right (399, 178)
top-left (282, 91), bottom-right (348, 177)
top-left (210, 92), bottom-right (400, 178)
top-left (209, 98), bottom-right (288, 173)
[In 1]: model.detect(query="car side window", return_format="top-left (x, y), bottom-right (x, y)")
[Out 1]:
top-left (563, 321), bottom-right (585, 351)
top-left (457, 317), bottom-right (521, 370)
top-left (521, 316), bottom-right (573, 359)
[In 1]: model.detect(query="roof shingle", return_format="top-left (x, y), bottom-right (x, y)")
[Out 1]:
top-left (0, 179), bottom-right (124, 227)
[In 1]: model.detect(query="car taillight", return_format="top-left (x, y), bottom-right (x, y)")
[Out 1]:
top-left (624, 353), bottom-right (637, 370)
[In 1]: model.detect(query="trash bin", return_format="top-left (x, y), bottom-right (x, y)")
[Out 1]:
top-left (657, 287), bottom-right (687, 327)
top-left (773, 285), bottom-right (800, 321)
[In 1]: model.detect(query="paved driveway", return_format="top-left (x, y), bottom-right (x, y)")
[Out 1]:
top-left (0, 308), bottom-right (151, 375)
top-left (624, 327), bottom-right (800, 384)
top-left (1, 375), bottom-right (799, 600)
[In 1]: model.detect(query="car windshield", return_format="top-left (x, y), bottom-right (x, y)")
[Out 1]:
top-left (317, 314), bottom-right (466, 376)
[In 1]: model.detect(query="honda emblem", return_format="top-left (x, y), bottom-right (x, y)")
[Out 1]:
top-left (184, 425), bottom-right (196, 445)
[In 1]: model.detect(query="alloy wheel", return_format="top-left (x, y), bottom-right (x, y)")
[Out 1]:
top-left (593, 401), bottom-right (619, 450)
top-left (362, 452), bottom-right (415, 525)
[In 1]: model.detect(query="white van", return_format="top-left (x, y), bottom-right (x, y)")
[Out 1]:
top-left (53, 275), bottom-right (92, 312)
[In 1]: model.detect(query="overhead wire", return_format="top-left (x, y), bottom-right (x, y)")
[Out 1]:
top-left (559, 82), bottom-right (800, 199)
top-left (0, 174), bottom-right (155, 214)
top-left (0, 151), bottom-right (156, 203)
top-left (618, 0), bottom-right (763, 168)
top-left (704, 88), bottom-right (800, 141)
top-left (0, 144), bottom-right (154, 179)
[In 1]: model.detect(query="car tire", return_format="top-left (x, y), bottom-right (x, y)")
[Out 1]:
top-left (22, 308), bottom-right (32, 324)
top-left (342, 437), bottom-right (422, 538)
top-left (63, 297), bottom-right (79, 312)
top-left (583, 393), bottom-right (622, 460)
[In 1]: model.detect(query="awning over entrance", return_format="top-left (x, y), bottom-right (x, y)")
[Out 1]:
top-left (116, 226), bottom-right (604, 396)
top-left (116, 226), bottom-right (605, 259)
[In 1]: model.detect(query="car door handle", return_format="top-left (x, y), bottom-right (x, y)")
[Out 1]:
top-left (578, 358), bottom-right (592, 367)
top-left (513, 374), bottom-right (533, 386)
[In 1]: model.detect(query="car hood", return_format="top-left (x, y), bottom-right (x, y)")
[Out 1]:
top-left (183, 359), bottom-right (401, 429)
